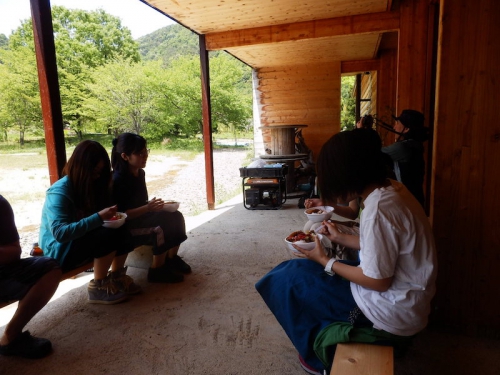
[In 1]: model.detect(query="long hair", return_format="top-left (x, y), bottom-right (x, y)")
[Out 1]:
top-left (62, 140), bottom-right (112, 215)
top-left (316, 129), bottom-right (387, 204)
top-left (111, 133), bottom-right (147, 174)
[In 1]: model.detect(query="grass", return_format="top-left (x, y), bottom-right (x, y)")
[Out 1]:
top-left (1, 132), bottom-right (253, 219)
top-left (1, 131), bottom-right (252, 157)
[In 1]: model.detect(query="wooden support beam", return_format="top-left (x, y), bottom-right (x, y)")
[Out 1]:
top-left (341, 59), bottom-right (380, 74)
top-left (199, 35), bottom-right (215, 210)
top-left (206, 11), bottom-right (400, 50)
top-left (30, 0), bottom-right (66, 184)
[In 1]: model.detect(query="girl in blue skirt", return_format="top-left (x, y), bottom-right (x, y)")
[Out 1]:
top-left (256, 129), bottom-right (437, 374)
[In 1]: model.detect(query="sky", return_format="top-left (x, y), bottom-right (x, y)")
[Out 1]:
top-left (0, 0), bottom-right (175, 39)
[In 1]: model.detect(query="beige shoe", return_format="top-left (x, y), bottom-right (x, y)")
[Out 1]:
top-left (109, 266), bottom-right (142, 295)
top-left (88, 276), bottom-right (128, 304)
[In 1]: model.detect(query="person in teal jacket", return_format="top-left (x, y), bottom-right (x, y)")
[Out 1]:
top-left (40, 140), bottom-right (140, 304)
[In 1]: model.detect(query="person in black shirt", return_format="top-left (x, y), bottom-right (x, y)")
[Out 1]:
top-left (382, 109), bottom-right (429, 207)
top-left (0, 195), bottom-right (61, 359)
top-left (111, 133), bottom-right (190, 284)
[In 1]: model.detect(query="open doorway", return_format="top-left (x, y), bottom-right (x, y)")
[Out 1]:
top-left (341, 71), bottom-right (376, 131)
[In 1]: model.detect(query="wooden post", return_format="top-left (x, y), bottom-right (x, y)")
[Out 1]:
top-left (30, 0), bottom-right (66, 184)
top-left (199, 34), bottom-right (215, 210)
top-left (429, 0), bottom-right (500, 337)
top-left (355, 74), bottom-right (361, 122)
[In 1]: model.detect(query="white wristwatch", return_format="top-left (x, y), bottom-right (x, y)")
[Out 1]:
top-left (324, 258), bottom-right (336, 276)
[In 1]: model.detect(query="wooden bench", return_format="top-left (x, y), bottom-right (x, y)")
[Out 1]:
top-left (331, 343), bottom-right (393, 375)
top-left (0, 260), bottom-right (93, 310)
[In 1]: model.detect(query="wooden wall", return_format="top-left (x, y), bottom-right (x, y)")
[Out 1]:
top-left (396, 0), bottom-right (436, 213)
top-left (429, 0), bottom-right (500, 338)
top-left (397, 0), bottom-right (430, 113)
top-left (256, 62), bottom-right (341, 160)
top-left (360, 71), bottom-right (377, 117)
top-left (377, 49), bottom-right (398, 145)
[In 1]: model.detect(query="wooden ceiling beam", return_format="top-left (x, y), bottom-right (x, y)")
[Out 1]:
top-left (341, 59), bottom-right (380, 74)
top-left (205, 11), bottom-right (400, 50)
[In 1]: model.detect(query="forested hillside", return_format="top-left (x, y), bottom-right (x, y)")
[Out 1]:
top-left (138, 24), bottom-right (201, 63)
top-left (137, 24), bottom-right (252, 96)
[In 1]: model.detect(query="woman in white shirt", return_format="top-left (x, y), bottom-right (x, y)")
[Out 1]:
top-left (255, 128), bottom-right (437, 375)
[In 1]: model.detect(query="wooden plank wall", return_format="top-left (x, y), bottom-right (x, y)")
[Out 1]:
top-left (397, 0), bottom-right (434, 213)
top-left (256, 62), bottom-right (340, 160)
top-left (360, 72), bottom-right (376, 117)
top-left (430, 0), bottom-right (500, 338)
top-left (397, 0), bottom-right (430, 113)
top-left (376, 49), bottom-right (397, 146)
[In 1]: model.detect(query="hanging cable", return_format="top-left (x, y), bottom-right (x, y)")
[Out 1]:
top-left (373, 116), bottom-right (405, 136)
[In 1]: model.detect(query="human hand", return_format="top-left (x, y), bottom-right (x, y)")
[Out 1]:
top-left (98, 205), bottom-right (118, 221)
top-left (304, 198), bottom-right (323, 209)
top-left (317, 220), bottom-right (342, 243)
top-left (147, 197), bottom-right (164, 212)
top-left (293, 235), bottom-right (329, 265)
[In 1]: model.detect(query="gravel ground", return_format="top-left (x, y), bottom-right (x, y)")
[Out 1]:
top-left (11, 148), bottom-right (251, 257)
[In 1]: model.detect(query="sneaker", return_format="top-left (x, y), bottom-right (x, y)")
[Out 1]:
top-left (88, 277), bottom-right (128, 304)
top-left (298, 354), bottom-right (323, 375)
top-left (147, 264), bottom-right (184, 283)
top-left (0, 331), bottom-right (52, 359)
top-left (109, 267), bottom-right (142, 295)
top-left (169, 255), bottom-right (192, 274)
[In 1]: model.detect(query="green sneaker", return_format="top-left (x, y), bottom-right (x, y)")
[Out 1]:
top-left (88, 277), bottom-right (128, 304)
top-left (109, 267), bottom-right (142, 295)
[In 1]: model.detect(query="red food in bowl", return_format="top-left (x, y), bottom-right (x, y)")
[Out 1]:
top-left (286, 230), bottom-right (316, 243)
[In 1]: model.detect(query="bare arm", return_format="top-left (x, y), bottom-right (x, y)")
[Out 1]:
top-left (331, 200), bottom-right (360, 220)
top-left (317, 220), bottom-right (360, 250)
top-left (305, 198), bottom-right (360, 220)
top-left (124, 197), bottom-right (164, 220)
top-left (294, 236), bottom-right (393, 292)
top-left (331, 261), bottom-right (393, 292)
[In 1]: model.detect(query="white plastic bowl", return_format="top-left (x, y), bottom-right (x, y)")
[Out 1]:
top-left (102, 212), bottom-right (127, 229)
top-left (284, 233), bottom-right (323, 254)
top-left (162, 201), bottom-right (180, 212)
top-left (304, 206), bottom-right (334, 222)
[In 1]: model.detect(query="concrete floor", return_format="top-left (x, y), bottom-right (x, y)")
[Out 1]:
top-left (1, 195), bottom-right (499, 375)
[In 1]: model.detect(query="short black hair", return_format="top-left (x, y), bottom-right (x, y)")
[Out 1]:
top-left (316, 128), bottom-right (387, 203)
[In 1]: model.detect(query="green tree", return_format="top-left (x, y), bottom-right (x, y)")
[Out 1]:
top-left (151, 54), bottom-right (252, 141)
top-left (8, 6), bottom-right (141, 138)
top-left (84, 59), bottom-right (161, 136)
top-left (341, 75), bottom-right (356, 131)
top-left (0, 47), bottom-right (42, 145)
top-left (152, 55), bottom-right (203, 139)
top-left (0, 34), bottom-right (8, 49)
top-left (209, 53), bottom-right (252, 137)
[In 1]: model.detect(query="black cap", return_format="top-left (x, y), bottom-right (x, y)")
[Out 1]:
top-left (393, 109), bottom-right (429, 142)
top-left (392, 109), bottom-right (425, 129)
